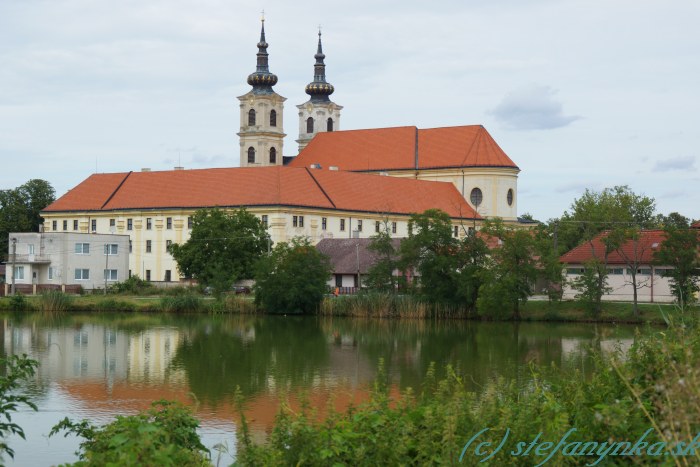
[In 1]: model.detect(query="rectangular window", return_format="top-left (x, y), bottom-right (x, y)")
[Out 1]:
top-left (146, 240), bottom-right (152, 253)
top-left (109, 219), bottom-right (115, 227)
top-left (392, 222), bottom-right (397, 234)
top-left (74, 269), bottom-right (90, 280)
top-left (638, 268), bottom-right (652, 275)
top-left (322, 217), bottom-right (327, 230)
top-left (127, 219), bottom-right (133, 230)
top-left (655, 267), bottom-right (672, 276)
top-left (166, 217), bottom-right (172, 229)
top-left (375, 221), bottom-right (380, 233)
top-left (293, 215), bottom-right (298, 227)
top-left (104, 244), bottom-right (118, 255)
top-left (146, 218), bottom-right (152, 230)
top-left (91, 219), bottom-right (97, 232)
top-left (129, 240), bottom-right (133, 253)
top-left (145, 270), bottom-right (151, 281)
top-left (75, 243), bottom-right (90, 254)
top-left (63, 220), bottom-right (68, 231)
top-left (28, 244), bottom-right (35, 255)
top-left (340, 219), bottom-right (346, 231)
top-left (164, 270), bottom-right (172, 282)
top-left (14, 266), bottom-right (25, 280)
top-left (567, 268), bottom-right (585, 275)
top-left (104, 269), bottom-right (118, 281)
top-left (48, 267), bottom-right (56, 280)
top-left (166, 240), bottom-right (172, 252)
top-left (73, 220), bottom-right (79, 230)
top-left (607, 268), bottom-right (624, 275)
top-left (52, 220), bottom-right (57, 231)
top-left (187, 216), bottom-right (193, 229)
top-left (262, 215), bottom-right (268, 228)
top-left (299, 216), bottom-right (304, 228)
top-left (454, 226), bottom-right (459, 237)
top-left (335, 275), bottom-right (342, 287)
top-left (357, 220), bottom-right (363, 232)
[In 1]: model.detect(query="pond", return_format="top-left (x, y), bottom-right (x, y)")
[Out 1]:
top-left (1, 312), bottom-right (640, 465)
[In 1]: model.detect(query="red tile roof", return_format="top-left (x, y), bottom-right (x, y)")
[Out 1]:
top-left (560, 230), bottom-right (668, 265)
top-left (43, 166), bottom-right (480, 219)
top-left (288, 125), bottom-right (518, 172)
top-left (692, 221), bottom-right (700, 229)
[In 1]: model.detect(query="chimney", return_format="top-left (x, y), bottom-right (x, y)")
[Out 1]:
top-left (141, 168), bottom-right (151, 172)
top-left (174, 166), bottom-right (184, 171)
top-left (329, 166), bottom-right (339, 171)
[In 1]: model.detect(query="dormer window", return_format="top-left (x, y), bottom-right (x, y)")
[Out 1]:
top-left (248, 109), bottom-right (256, 126)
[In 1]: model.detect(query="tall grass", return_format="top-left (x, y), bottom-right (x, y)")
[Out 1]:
top-left (319, 293), bottom-right (468, 319)
top-left (159, 294), bottom-right (204, 313)
top-left (38, 290), bottom-right (72, 312)
top-left (208, 295), bottom-right (258, 314)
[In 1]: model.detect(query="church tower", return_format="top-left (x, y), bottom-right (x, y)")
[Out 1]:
top-left (237, 18), bottom-right (286, 167)
top-left (296, 31), bottom-right (342, 153)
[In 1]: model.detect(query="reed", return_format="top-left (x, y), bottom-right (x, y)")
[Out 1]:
top-left (320, 293), bottom-right (468, 319)
top-left (159, 294), bottom-right (204, 313)
top-left (38, 290), bottom-right (72, 312)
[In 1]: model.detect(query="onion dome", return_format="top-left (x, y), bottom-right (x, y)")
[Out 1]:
top-left (305, 31), bottom-right (334, 102)
top-left (247, 18), bottom-right (278, 94)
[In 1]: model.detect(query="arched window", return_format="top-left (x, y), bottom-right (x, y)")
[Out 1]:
top-left (270, 109), bottom-right (277, 127)
top-left (248, 109), bottom-right (256, 126)
top-left (306, 117), bottom-right (314, 134)
top-left (269, 147), bottom-right (277, 164)
top-left (470, 187), bottom-right (483, 207)
top-left (247, 147), bottom-right (255, 164)
top-left (327, 118), bottom-right (334, 132)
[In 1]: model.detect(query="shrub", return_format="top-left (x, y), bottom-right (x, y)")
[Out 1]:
top-left (8, 293), bottom-right (29, 312)
top-left (94, 298), bottom-right (137, 313)
top-left (108, 275), bottom-right (158, 295)
top-left (50, 400), bottom-right (209, 466)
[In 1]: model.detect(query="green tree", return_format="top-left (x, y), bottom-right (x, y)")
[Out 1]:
top-left (254, 238), bottom-right (331, 314)
top-left (477, 220), bottom-right (537, 320)
top-left (0, 179), bottom-right (55, 254)
top-left (571, 259), bottom-right (612, 316)
top-left (532, 224), bottom-right (565, 302)
top-left (654, 220), bottom-right (700, 308)
top-left (365, 220), bottom-right (399, 292)
top-left (453, 228), bottom-right (489, 312)
top-left (557, 186), bottom-right (656, 316)
top-left (168, 208), bottom-right (270, 295)
top-left (400, 209), bottom-right (459, 304)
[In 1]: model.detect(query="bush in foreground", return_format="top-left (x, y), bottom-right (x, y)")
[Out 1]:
top-left (50, 400), bottom-right (209, 466)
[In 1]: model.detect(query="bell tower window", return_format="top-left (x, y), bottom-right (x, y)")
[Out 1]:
top-left (327, 118), bottom-right (333, 132)
top-left (306, 117), bottom-right (314, 134)
top-left (269, 147), bottom-right (277, 164)
top-left (248, 109), bottom-right (256, 126)
top-left (270, 110), bottom-right (277, 127)
top-left (247, 147), bottom-right (255, 164)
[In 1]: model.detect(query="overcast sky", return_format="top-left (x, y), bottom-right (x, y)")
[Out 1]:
top-left (1, 0), bottom-right (697, 221)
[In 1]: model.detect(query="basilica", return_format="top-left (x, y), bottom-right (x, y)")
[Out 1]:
top-left (40, 19), bottom-right (523, 283)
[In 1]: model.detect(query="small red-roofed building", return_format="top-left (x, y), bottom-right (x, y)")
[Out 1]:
top-left (560, 230), bottom-right (676, 303)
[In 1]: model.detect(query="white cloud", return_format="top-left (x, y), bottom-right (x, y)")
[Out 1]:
top-left (489, 84), bottom-right (581, 130)
top-left (652, 156), bottom-right (695, 172)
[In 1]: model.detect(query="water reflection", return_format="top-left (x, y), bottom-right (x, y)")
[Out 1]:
top-left (1, 312), bottom-right (638, 465)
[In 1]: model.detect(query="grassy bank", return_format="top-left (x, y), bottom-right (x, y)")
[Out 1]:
top-left (235, 321), bottom-right (700, 465)
top-left (0, 292), bottom-right (694, 324)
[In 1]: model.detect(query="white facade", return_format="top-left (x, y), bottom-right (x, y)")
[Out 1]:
top-left (237, 91), bottom-right (286, 167)
top-left (42, 208), bottom-right (474, 284)
top-left (5, 232), bottom-right (129, 293)
top-left (296, 101), bottom-right (342, 152)
top-left (562, 265), bottom-right (675, 303)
